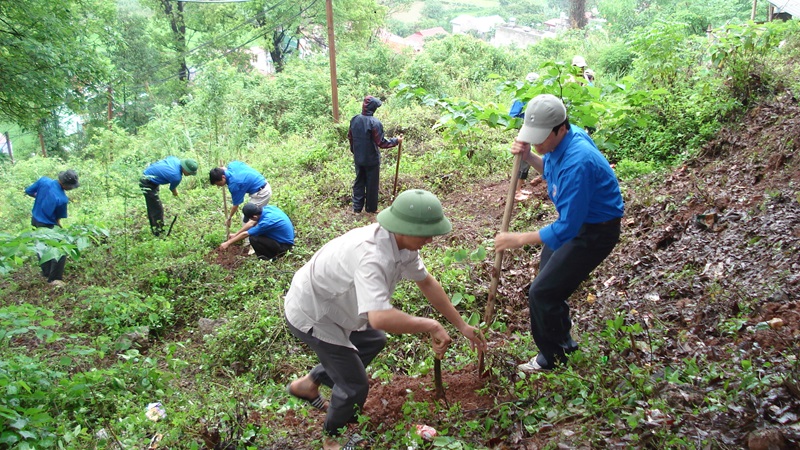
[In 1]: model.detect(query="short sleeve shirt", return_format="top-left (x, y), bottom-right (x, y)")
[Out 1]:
top-left (284, 223), bottom-right (428, 348)
top-left (143, 156), bottom-right (184, 190)
top-left (225, 161), bottom-right (267, 206)
top-left (247, 205), bottom-right (294, 244)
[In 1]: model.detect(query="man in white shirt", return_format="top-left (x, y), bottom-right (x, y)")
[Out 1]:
top-left (284, 189), bottom-right (487, 450)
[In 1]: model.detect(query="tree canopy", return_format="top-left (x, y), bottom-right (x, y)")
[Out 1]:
top-left (0, 0), bottom-right (113, 128)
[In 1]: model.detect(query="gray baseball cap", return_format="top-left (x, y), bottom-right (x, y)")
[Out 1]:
top-left (517, 94), bottom-right (567, 145)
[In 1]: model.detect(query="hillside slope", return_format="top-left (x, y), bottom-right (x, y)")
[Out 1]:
top-left (341, 91), bottom-right (800, 448)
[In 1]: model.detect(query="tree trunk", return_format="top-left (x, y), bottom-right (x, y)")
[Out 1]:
top-left (269, 28), bottom-right (288, 73)
top-left (570, 0), bottom-right (587, 29)
top-left (39, 126), bottom-right (47, 158)
top-left (107, 86), bottom-right (113, 129)
top-left (161, 0), bottom-right (189, 82)
top-left (3, 132), bottom-right (13, 163)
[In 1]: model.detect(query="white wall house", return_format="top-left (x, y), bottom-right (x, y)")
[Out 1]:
top-left (450, 15), bottom-right (506, 36)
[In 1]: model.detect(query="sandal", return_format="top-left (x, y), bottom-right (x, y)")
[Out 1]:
top-left (285, 382), bottom-right (327, 411)
top-left (342, 434), bottom-right (364, 450)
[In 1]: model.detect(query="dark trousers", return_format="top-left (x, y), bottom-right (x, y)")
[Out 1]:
top-left (286, 320), bottom-right (387, 436)
top-left (140, 178), bottom-right (164, 236)
top-left (528, 221), bottom-right (620, 368)
top-left (249, 235), bottom-right (293, 261)
top-left (31, 219), bottom-right (66, 282)
top-left (352, 164), bottom-right (380, 213)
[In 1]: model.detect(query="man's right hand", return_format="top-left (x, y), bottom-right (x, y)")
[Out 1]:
top-left (430, 325), bottom-right (452, 359)
top-left (511, 139), bottom-right (531, 155)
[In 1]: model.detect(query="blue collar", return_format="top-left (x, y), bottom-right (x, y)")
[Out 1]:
top-left (548, 125), bottom-right (576, 164)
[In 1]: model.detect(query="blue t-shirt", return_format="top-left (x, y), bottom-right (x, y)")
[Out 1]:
top-left (538, 125), bottom-right (624, 251)
top-left (509, 100), bottom-right (526, 119)
top-left (247, 205), bottom-right (294, 245)
top-left (25, 177), bottom-right (69, 226)
top-left (143, 156), bottom-right (184, 190)
top-left (225, 161), bottom-right (267, 206)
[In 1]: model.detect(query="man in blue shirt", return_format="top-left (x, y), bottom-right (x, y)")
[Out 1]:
top-left (140, 157), bottom-right (198, 236)
top-left (24, 169), bottom-right (80, 286)
top-left (219, 203), bottom-right (294, 260)
top-left (495, 94), bottom-right (624, 372)
top-left (209, 161), bottom-right (271, 228)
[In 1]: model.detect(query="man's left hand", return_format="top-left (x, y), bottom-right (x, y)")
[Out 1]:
top-left (461, 326), bottom-right (488, 352)
top-left (494, 232), bottom-right (523, 251)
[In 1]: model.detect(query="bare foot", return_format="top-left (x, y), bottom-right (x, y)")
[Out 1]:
top-left (288, 375), bottom-right (328, 411)
top-left (322, 437), bottom-right (341, 450)
top-left (289, 375), bottom-right (319, 397)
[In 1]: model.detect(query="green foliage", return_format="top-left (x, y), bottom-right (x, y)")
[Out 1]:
top-left (710, 20), bottom-right (799, 106)
top-left (0, 0), bottom-right (114, 127)
top-left (339, 44), bottom-right (413, 100)
top-left (77, 288), bottom-right (174, 339)
top-left (0, 303), bottom-right (174, 449)
top-left (0, 224), bottom-right (108, 275)
top-left (2, 4), bottom-right (799, 447)
top-left (613, 158), bottom-right (657, 180)
top-left (245, 57), bottom-right (333, 135)
top-left (596, 42), bottom-right (635, 77)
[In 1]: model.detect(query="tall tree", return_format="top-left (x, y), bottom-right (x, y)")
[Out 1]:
top-left (0, 0), bottom-right (113, 129)
top-left (242, 0), bottom-right (386, 73)
top-left (570, 0), bottom-right (587, 29)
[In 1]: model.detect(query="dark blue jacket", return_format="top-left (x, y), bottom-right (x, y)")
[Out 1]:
top-left (347, 96), bottom-right (399, 166)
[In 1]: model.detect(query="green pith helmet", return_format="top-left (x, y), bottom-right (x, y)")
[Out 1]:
top-left (181, 158), bottom-right (198, 175)
top-left (377, 189), bottom-right (452, 237)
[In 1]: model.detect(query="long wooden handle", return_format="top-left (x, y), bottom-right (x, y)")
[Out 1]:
top-left (484, 152), bottom-right (522, 324)
top-left (479, 152), bottom-right (522, 376)
top-left (392, 140), bottom-right (403, 199)
top-left (220, 159), bottom-right (230, 237)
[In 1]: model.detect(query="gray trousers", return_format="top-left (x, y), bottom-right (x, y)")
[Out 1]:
top-left (286, 320), bottom-right (386, 436)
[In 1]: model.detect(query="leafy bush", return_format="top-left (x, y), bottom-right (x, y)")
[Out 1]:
top-left (0, 224), bottom-right (107, 275)
top-left (596, 41), bottom-right (635, 77)
top-left (76, 287), bottom-right (174, 339)
top-left (614, 158), bottom-right (657, 180)
top-left (710, 20), bottom-right (799, 106)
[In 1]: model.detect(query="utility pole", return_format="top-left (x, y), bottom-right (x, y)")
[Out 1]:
top-left (326, 0), bottom-right (340, 122)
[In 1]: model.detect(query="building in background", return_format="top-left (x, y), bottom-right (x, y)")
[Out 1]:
top-left (766, 0), bottom-right (799, 19)
top-left (493, 17), bottom-right (556, 47)
top-left (405, 27), bottom-right (449, 52)
top-left (450, 14), bottom-right (506, 36)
